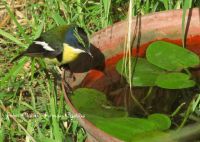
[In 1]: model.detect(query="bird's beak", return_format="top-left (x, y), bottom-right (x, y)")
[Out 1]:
top-left (87, 51), bottom-right (93, 58)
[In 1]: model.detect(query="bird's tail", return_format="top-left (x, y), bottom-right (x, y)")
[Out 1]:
top-left (11, 52), bottom-right (25, 63)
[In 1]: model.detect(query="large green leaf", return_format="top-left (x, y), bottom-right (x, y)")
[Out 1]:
top-left (148, 113), bottom-right (171, 131)
top-left (71, 88), bottom-right (126, 118)
top-left (71, 88), bottom-right (171, 141)
top-left (131, 131), bottom-right (170, 142)
top-left (87, 114), bottom-right (171, 141)
top-left (155, 72), bottom-right (195, 89)
top-left (146, 41), bottom-right (200, 71)
top-left (116, 57), bottom-right (164, 86)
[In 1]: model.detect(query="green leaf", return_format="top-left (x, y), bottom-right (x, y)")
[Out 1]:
top-left (155, 72), bottom-right (195, 89)
top-left (116, 57), bottom-right (164, 86)
top-left (71, 88), bottom-right (171, 141)
top-left (131, 131), bottom-right (169, 142)
top-left (148, 113), bottom-right (171, 130)
top-left (71, 88), bottom-right (126, 118)
top-left (146, 41), bottom-right (200, 71)
top-left (88, 115), bottom-right (156, 141)
top-left (87, 114), bottom-right (171, 141)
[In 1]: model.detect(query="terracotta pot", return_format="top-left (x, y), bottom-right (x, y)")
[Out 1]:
top-left (63, 8), bottom-right (200, 142)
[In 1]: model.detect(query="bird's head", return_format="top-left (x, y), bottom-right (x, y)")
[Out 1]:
top-left (65, 26), bottom-right (92, 57)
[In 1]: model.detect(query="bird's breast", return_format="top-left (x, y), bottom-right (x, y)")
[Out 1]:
top-left (43, 43), bottom-right (83, 66)
top-left (61, 43), bottom-right (82, 64)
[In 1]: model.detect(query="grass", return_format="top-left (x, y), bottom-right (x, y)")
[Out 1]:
top-left (0, 0), bottom-right (200, 141)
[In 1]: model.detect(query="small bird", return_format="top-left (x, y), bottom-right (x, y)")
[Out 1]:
top-left (11, 24), bottom-right (92, 66)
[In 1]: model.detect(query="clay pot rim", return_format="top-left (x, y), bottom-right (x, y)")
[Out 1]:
top-left (91, 8), bottom-right (194, 39)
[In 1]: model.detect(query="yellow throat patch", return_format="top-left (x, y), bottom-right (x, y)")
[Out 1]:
top-left (44, 43), bottom-right (84, 66)
top-left (61, 43), bottom-right (84, 64)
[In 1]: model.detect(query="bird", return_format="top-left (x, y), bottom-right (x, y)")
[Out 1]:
top-left (11, 24), bottom-right (92, 66)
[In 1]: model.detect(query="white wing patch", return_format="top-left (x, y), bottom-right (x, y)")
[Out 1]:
top-left (34, 41), bottom-right (55, 51)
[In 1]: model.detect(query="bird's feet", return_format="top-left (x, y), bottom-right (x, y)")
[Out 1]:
top-left (59, 67), bottom-right (74, 94)
top-left (63, 80), bottom-right (73, 94)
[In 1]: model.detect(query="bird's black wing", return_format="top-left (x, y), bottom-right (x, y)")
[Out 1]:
top-left (24, 36), bottom-right (63, 58)
top-left (11, 41), bottom-right (62, 63)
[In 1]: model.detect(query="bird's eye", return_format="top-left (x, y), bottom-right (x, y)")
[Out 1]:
top-left (73, 27), bottom-right (87, 49)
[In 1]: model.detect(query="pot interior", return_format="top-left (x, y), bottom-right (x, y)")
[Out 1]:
top-left (77, 35), bottom-right (200, 118)
top-left (64, 9), bottom-right (200, 141)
